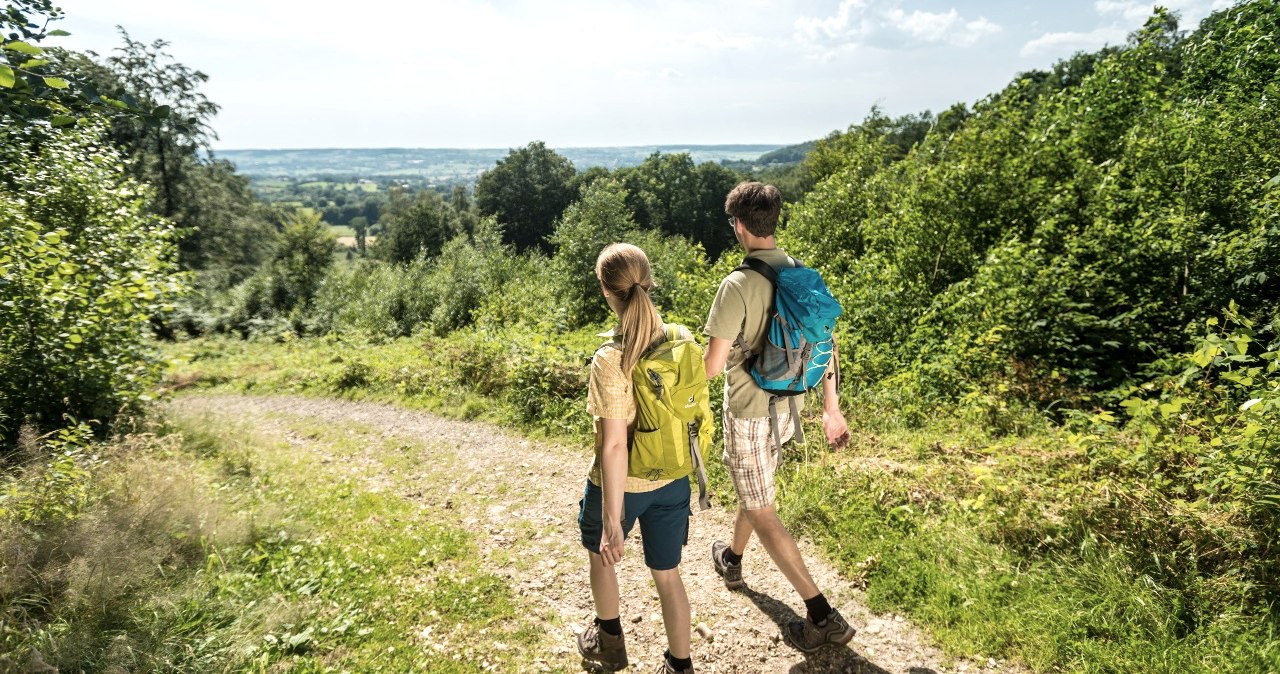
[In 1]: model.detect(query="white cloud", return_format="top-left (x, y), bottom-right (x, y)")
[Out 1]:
top-left (1020, 26), bottom-right (1128, 57)
top-left (794, 0), bottom-right (1000, 55)
top-left (1094, 0), bottom-right (1153, 23)
top-left (888, 9), bottom-right (1002, 47)
top-left (614, 68), bottom-right (685, 81)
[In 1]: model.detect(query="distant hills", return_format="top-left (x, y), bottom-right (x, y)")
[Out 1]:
top-left (214, 144), bottom-right (798, 186)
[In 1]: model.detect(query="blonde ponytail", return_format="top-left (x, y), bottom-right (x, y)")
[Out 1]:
top-left (595, 243), bottom-right (663, 376)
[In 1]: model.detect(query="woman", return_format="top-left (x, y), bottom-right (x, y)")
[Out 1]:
top-left (576, 243), bottom-right (697, 674)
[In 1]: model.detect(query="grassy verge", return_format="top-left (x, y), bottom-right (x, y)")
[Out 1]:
top-left (1, 404), bottom-right (550, 671)
top-left (161, 329), bottom-right (603, 440)
top-left (776, 426), bottom-right (1280, 674)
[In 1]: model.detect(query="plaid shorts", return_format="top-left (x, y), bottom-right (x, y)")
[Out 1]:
top-left (722, 405), bottom-right (794, 510)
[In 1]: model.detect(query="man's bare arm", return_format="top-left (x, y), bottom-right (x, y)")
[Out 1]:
top-left (704, 336), bottom-right (731, 380)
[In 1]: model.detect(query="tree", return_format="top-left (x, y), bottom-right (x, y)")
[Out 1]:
top-left (87, 30), bottom-right (218, 220)
top-left (271, 210), bottom-right (334, 310)
top-left (350, 216), bottom-right (369, 255)
top-left (447, 184), bottom-right (478, 240)
top-left (548, 178), bottom-right (636, 326)
top-left (617, 152), bottom-right (741, 259)
top-left (693, 161), bottom-right (744, 260)
top-left (0, 1), bottom-right (152, 125)
top-left (474, 141), bottom-right (578, 252)
top-left (65, 30), bottom-right (272, 281)
top-left (374, 188), bottom-right (451, 263)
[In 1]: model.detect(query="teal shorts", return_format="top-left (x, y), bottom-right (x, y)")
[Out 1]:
top-left (577, 478), bottom-right (690, 571)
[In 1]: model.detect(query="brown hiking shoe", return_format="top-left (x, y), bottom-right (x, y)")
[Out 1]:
top-left (577, 622), bottom-right (628, 671)
top-left (711, 540), bottom-right (745, 590)
top-left (783, 608), bottom-right (856, 653)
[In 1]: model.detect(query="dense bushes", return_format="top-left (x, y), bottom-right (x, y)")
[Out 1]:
top-left (774, 2), bottom-right (1280, 655)
top-left (788, 4), bottom-right (1280, 409)
top-left (1072, 305), bottom-right (1280, 612)
top-left (0, 124), bottom-right (186, 449)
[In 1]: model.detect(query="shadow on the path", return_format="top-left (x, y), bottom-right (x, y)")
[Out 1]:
top-left (739, 587), bottom-right (892, 674)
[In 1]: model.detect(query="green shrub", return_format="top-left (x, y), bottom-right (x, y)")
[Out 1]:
top-left (308, 258), bottom-right (436, 337)
top-left (505, 341), bottom-right (590, 437)
top-left (0, 124), bottom-right (186, 447)
top-left (1072, 304), bottom-right (1280, 611)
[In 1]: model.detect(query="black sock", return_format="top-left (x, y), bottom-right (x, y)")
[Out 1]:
top-left (804, 593), bottom-right (832, 624)
top-left (595, 616), bottom-right (622, 636)
top-left (723, 547), bottom-right (742, 566)
top-left (666, 650), bottom-right (693, 671)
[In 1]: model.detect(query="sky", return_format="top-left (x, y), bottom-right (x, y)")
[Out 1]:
top-left (50, 0), bottom-right (1235, 150)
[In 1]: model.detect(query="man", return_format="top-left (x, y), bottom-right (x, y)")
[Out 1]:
top-left (702, 181), bottom-right (855, 652)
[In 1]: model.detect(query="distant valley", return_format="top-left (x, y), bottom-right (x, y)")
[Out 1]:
top-left (216, 144), bottom-right (791, 188)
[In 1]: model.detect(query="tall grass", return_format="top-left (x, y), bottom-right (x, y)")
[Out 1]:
top-left (0, 406), bottom-right (545, 671)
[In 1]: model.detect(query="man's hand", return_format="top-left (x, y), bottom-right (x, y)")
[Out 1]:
top-left (822, 408), bottom-right (850, 450)
top-left (600, 520), bottom-right (625, 566)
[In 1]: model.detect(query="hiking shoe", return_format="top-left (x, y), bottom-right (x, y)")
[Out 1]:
top-left (711, 541), bottom-right (745, 590)
top-left (653, 658), bottom-right (694, 674)
top-left (577, 622), bottom-right (628, 671)
top-left (783, 608), bottom-right (856, 653)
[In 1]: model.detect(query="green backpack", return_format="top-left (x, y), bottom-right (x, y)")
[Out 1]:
top-left (628, 324), bottom-right (713, 510)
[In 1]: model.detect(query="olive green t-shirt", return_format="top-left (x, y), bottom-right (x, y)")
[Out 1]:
top-left (703, 248), bottom-right (806, 419)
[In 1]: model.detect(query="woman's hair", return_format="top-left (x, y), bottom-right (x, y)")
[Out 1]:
top-left (596, 243), bottom-right (663, 376)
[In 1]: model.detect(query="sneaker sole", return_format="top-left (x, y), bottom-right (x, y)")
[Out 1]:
top-left (579, 659), bottom-right (629, 673)
top-left (576, 639), bottom-right (628, 671)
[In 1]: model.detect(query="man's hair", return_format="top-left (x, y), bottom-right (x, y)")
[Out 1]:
top-left (725, 182), bottom-right (782, 237)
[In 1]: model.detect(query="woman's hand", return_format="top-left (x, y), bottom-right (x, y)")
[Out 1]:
top-left (600, 519), bottom-right (625, 565)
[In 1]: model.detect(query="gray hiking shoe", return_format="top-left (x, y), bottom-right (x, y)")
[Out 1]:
top-left (783, 608), bottom-right (856, 653)
top-left (711, 541), bottom-right (745, 590)
top-left (577, 622), bottom-right (628, 671)
top-left (653, 658), bottom-right (694, 674)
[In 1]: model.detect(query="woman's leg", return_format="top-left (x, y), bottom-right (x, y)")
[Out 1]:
top-left (650, 566), bottom-right (690, 659)
top-left (589, 549), bottom-right (621, 619)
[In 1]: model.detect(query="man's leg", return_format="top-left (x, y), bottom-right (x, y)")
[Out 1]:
top-left (730, 504), bottom-right (753, 554)
top-left (741, 504), bottom-right (820, 599)
top-left (650, 567), bottom-right (691, 660)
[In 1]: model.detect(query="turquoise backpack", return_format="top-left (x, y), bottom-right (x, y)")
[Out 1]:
top-left (734, 257), bottom-right (843, 450)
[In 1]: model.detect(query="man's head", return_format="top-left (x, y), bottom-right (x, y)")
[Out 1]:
top-left (725, 181), bottom-right (782, 238)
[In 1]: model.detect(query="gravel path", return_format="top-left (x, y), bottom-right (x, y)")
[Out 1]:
top-left (170, 394), bottom-right (1023, 674)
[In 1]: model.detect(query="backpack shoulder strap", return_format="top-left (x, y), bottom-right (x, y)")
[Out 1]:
top-left (640, 324), bottom-right (680, 360)
top-left (736, 256), bottom-right (778, 286)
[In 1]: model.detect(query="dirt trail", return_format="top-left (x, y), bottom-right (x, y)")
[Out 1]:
top-left (170, 394), bottom-right (1023, 674)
